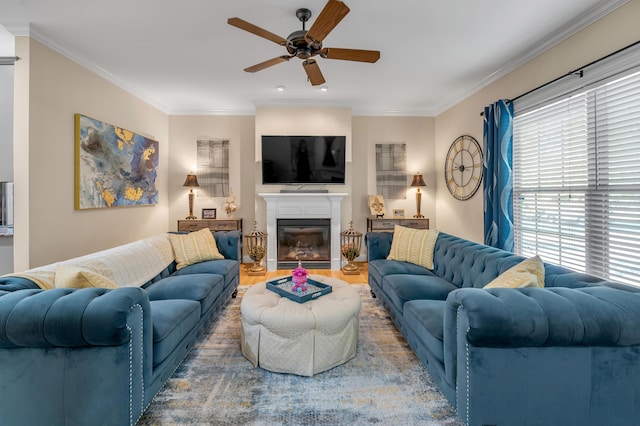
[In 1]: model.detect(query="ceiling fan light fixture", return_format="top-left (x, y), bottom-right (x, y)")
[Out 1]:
top-left (320, 86), bottom-right (329, 92)
top-left (276, 85), bottom-right (286, 92)
top-left (228, 0), bottom-right (380, 86)
top-left (298, 49), bottom-right (312, 59)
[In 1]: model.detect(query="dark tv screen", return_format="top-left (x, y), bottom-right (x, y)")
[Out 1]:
top-left (261, 135), bottom-right (346, 185)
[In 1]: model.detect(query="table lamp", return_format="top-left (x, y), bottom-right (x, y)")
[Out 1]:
top-left (183, 173), bottom-right (200, 219)
top-left (411, 173), bottom-right (426, 218)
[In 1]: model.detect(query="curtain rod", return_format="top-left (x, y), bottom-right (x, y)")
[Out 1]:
top-left (0, 56), bottom-right (20, 66)
top-left (480, 39), bottom-right (640, 116)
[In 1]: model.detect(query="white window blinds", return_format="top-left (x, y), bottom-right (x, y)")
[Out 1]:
top-left (513, 67), bottom-right (640, 286)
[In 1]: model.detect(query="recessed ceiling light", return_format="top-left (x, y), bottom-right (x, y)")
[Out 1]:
top-left (276, 85), bottom-right (285, 92)
top-left (320, 86), bottom-right (329, 92)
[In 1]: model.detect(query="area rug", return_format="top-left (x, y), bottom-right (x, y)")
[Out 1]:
top-left (138, 284), bottom-right (462, 425)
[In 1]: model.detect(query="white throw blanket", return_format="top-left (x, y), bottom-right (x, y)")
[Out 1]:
top-left (6, 234), bottom-right (175, 290)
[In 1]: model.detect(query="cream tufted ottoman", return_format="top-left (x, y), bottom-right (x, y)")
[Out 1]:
top-left (240, 276), bottom-right (361, 376)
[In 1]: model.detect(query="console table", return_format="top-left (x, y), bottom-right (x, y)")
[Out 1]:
top-left (177, 218), bottom-right (243, 233)
top-left (367, 217), bottom-right (429, 232)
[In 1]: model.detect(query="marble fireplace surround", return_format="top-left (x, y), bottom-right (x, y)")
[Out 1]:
top-left (258, 193), bottom-right (348, 271)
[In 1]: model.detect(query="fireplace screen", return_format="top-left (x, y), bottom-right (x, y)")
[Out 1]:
top-left (277, 218), bottom-right (331, 269)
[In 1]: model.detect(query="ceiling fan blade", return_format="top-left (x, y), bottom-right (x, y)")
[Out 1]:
top-left (321, 48), bottom-right (380, 63)
top-left (228, 17), bottom-right (288, 46)
top-left (302, 59), bottom-right (326, 86)
top-left (305, 0), bottom-right (350, 44)
top-left (244, 56), bottom-right (291, 73)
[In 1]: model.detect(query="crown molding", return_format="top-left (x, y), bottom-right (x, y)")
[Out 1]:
top-left (254, 99), bottom-right (352, 109)
top-left (351, 108), bottom-right (435, 117)
top-left (253, 101), bottom-right (435, 117)
top-left (168, 107), bottom-right (256, 116)
top-left (432, 0), bottom-right (629, 115)
top-left (16, 24), bottom-right (172, 114)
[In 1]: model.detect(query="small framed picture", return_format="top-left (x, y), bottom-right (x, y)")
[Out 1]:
top-left (202, 208), bottom-right (217, 219)
top-left (392, 209), bottom-right (405, 218)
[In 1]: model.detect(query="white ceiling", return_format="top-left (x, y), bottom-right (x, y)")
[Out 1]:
top-left (0, 0), bottom-right (627, 116)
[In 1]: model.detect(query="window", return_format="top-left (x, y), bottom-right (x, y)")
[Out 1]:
top-left (513, 66), bottom-right (640, 286)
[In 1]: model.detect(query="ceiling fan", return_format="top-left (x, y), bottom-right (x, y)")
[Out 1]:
top-left (228, 0), bottom-right (380, 86)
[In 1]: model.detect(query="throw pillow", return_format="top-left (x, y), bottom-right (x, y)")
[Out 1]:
top-left (387, 225), bottom-right (439, 270)
top-left (484, 255), bottom-right (545, 289)
top-left (169, 228), bottom-right (224, 270)
top-left (55, 265), bottom-right (118, 289)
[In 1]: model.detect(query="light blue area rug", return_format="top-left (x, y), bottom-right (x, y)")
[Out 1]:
top-left (139, 284), bottom-right (462, 425)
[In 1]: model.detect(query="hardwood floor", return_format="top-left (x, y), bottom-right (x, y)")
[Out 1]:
top-left (239, 262), bottom-right (368, 285)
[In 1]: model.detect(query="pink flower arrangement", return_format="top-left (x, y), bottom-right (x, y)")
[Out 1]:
top-left (291, 261), bottom-right (308, 292)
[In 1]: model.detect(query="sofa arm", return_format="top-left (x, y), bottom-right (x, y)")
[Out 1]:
top-left (446, 286), bottom-right (640, 348)
top-left (365, 232), bottom-right (393, 261)
top-left (0, 287), bottom-right (152, 348)
top-left (0, 287), bottom-right (153, 425)
top-left (215, 230), bottom-right (242, 261)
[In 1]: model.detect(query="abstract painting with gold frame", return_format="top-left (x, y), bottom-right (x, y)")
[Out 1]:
top-left (74, 114), bottom-right (159, 210)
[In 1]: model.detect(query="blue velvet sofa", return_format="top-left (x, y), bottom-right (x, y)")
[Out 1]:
top-left (0, 231), bottom-right (241, 426)
top-left (367, 230), bottom-right (640, 426)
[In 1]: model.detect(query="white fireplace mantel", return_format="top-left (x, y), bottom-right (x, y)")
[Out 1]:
top-left (258, 192), bottom-right (348, 271)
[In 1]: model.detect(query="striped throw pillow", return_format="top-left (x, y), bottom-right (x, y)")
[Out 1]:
top-left (169, 228), bottom-right (224, 270)
top-left (484, 256), bottom-right (545, 289)
top-left (387, 225), bottom-right (439, 270)
top-left (55, 265), bottom-right (117, 289)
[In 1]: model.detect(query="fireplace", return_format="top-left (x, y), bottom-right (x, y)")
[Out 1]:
top-left (277, 219), bottom-right (331, 269)
top-left (259, 192), bottom-right (348, 271)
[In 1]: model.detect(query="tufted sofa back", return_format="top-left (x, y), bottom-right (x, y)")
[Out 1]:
top-left (433, 233), bottom-right (526, 288)
top-left (432, 232), bottom-right (617, 290)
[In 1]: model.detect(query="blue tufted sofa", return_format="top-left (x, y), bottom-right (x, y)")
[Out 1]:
top-left (367, 230), bottom-right (640, 426)
top-left (0, 231), bottom-right (241, 426)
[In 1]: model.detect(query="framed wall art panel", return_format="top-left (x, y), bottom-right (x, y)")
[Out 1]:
top-left (74, 114), bottom-right (159, 210)
top-left (375, 143), bottom-right (407, 200)
top-left (197, 139), bottom-right (230, 197)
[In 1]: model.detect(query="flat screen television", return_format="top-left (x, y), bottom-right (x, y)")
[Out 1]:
top-left (261, 135), bottom-right (346, 185)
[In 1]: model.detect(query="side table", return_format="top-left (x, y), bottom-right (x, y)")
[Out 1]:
top-left (177, 218), bottom-right (243, 233)
top-left (366, 217), bottom-right (429, 232)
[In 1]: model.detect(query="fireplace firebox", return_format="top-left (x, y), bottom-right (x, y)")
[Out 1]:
top-left (277, 218), bottom-right (331, 269)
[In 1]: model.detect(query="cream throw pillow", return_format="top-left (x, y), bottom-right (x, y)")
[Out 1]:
top-left (55, 265), bottom-right (117, 289)
top-left (169, 228), bottom-right (224, 270)
top-left (484, 255), bottom-right (545, 289)
top-left (387, 225), bottom-right (439, 270)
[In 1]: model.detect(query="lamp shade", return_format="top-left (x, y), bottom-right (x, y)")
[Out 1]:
top-left (411, 173), bottom-right (426, 187)
top-left (183, 174), bottom-right (200, 187)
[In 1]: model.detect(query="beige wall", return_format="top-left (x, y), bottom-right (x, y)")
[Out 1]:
top-left (13, 38), bottom-right (169, 270)
top-left (352, 116), bottom-right (435, 236)
top-left (167, 115), bottom-right (255, 231)
top-left (434, 0), bottom-right (640, 243)
top-left (12, 37), bottom-right (29, 272)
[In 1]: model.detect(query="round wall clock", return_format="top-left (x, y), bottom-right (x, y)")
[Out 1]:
top-left (444, 135), bottom-right (483, 201)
